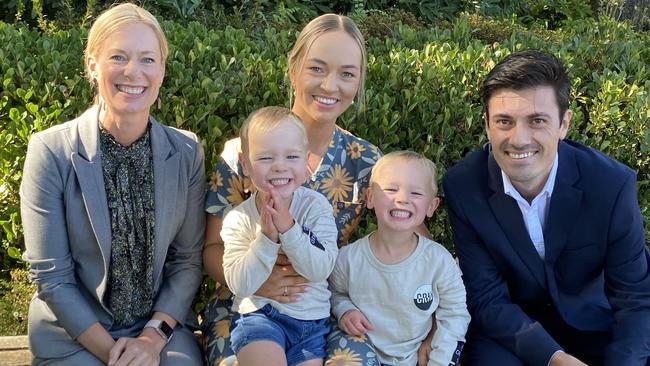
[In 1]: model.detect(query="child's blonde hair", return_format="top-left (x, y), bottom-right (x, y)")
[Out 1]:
top-left (370, 151), bottom-right (438, 196)
top-left (239, 106), bottom-right (308, 158)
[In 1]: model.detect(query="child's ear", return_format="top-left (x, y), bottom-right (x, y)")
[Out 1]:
top-left (426, 197), bottom-right (441, 218)
top-left (238, 152), bottom-right (250, 177)
top-left (366, 184), bottom-right (375, 209)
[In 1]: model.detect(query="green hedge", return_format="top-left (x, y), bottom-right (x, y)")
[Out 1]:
top-left (0, 0), bottom-right (587, 29)
top-left (1, 14), bottom-right (649, 277)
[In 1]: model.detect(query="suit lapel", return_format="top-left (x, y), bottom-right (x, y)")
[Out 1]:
top-left (70, 106), bottom-right (112, 294)
top-left (543, 142), bottom-right (582, 264)
top-left (151, 119), bottom-right (180, 289)
top-left (487, 150), bottom-right (547, 290)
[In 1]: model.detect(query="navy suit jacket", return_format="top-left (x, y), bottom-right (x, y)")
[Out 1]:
top-left (443, 140), bottom-right (650, 366)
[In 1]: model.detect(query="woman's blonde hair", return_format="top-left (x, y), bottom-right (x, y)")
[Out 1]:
top-left (84, 3), bottom-right (168, 84)
top-left (287, 14), bottom-right (367, 111)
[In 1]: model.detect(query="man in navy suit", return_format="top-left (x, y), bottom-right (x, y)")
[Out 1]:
top-left (443, 50), bottom-right (650, 366)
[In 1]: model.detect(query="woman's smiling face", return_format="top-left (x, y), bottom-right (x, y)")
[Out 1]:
top-left (87, 22), bottom-right (165, 119)
top-left (290, 30), bottom-right (362, 127)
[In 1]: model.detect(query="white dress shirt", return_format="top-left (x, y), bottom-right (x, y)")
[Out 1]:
top-left (501, 154), bottom-right (559, 259)
top-left (501, 154), bottom-right (562, 365)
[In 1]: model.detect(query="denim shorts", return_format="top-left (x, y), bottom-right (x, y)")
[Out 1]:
top-left (230, 304), bottom-right (330, 366)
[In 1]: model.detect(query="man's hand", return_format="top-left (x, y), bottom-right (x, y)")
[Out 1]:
top-left (254, 254), bottom-right (308, 303)
top-left (549, 351), bottom-right (588, 366)
top-left (265, 185), bottom-right (294, 233)
top-left (339, 309), bottom-right (374, 337)
top-left (108, 331), bottom-right (164, 366)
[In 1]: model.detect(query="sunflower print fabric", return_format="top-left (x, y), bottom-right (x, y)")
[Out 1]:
top-left (325, 324), bottom-right (381, 366)
top-left (202, 126), bottom-right (381, 365)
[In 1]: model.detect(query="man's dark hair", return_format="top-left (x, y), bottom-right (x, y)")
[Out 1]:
top-left (481, 50), bottom-right (570, 123)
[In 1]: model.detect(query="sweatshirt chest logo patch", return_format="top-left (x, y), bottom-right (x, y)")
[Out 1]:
top-left (413, 284), bottom-right (433, 310)
top-left (302, 225), bottom-right (325, 250)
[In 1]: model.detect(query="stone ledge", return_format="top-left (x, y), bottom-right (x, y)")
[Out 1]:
top-left (0, 336), bottom-right (30, 366)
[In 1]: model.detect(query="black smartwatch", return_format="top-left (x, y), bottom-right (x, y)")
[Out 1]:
top-left (144, 319), bottom-right (174, 343)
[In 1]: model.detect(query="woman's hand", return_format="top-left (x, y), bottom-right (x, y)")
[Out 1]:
top-left (76, 322), bottom-right (116, 364)
top-left (339, 309), bottom-right (374, 337)
top-left (254, 254), bottom-right (308, 303)
top-left (108, 329), bottom-right (165, 366)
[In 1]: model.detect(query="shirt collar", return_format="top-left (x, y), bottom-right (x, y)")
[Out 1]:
top-left (502, 153), bottom-right (559, 204)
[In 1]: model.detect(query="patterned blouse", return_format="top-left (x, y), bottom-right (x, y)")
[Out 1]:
top-left (99, 124), bottom-right (155, 327)
top-left (205, 126), bottom-right (382, 246)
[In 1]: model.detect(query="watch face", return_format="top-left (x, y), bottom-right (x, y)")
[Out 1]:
top-left (159, 321), bottom-right (173, 339)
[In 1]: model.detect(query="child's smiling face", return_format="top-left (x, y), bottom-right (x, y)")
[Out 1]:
top-left (242, 119), bottom-right (309, 201)
top-left (367, 159), bottom-right (439, 234)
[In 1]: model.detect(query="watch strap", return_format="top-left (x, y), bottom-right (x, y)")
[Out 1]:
top-left (144, 319), bottom-right (173, 343)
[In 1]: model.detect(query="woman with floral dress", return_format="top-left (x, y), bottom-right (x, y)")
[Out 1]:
top-left (202, 13), bottom-right (383, 366)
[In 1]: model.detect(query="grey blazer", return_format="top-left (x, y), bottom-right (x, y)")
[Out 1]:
top-left (20, 106), bottom-right (205, 359)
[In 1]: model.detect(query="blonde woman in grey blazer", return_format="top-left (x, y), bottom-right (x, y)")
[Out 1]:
top-left (20, 3), bottom-right (204, 365)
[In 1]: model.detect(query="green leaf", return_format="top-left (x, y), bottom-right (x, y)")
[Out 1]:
top-left (7, 247), bottom-right (21, 260)
top-left (26, 102), bottom-right (38, 114)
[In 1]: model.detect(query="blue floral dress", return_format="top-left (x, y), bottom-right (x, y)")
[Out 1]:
top-left (203, 126), bottom-right (381, 365)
